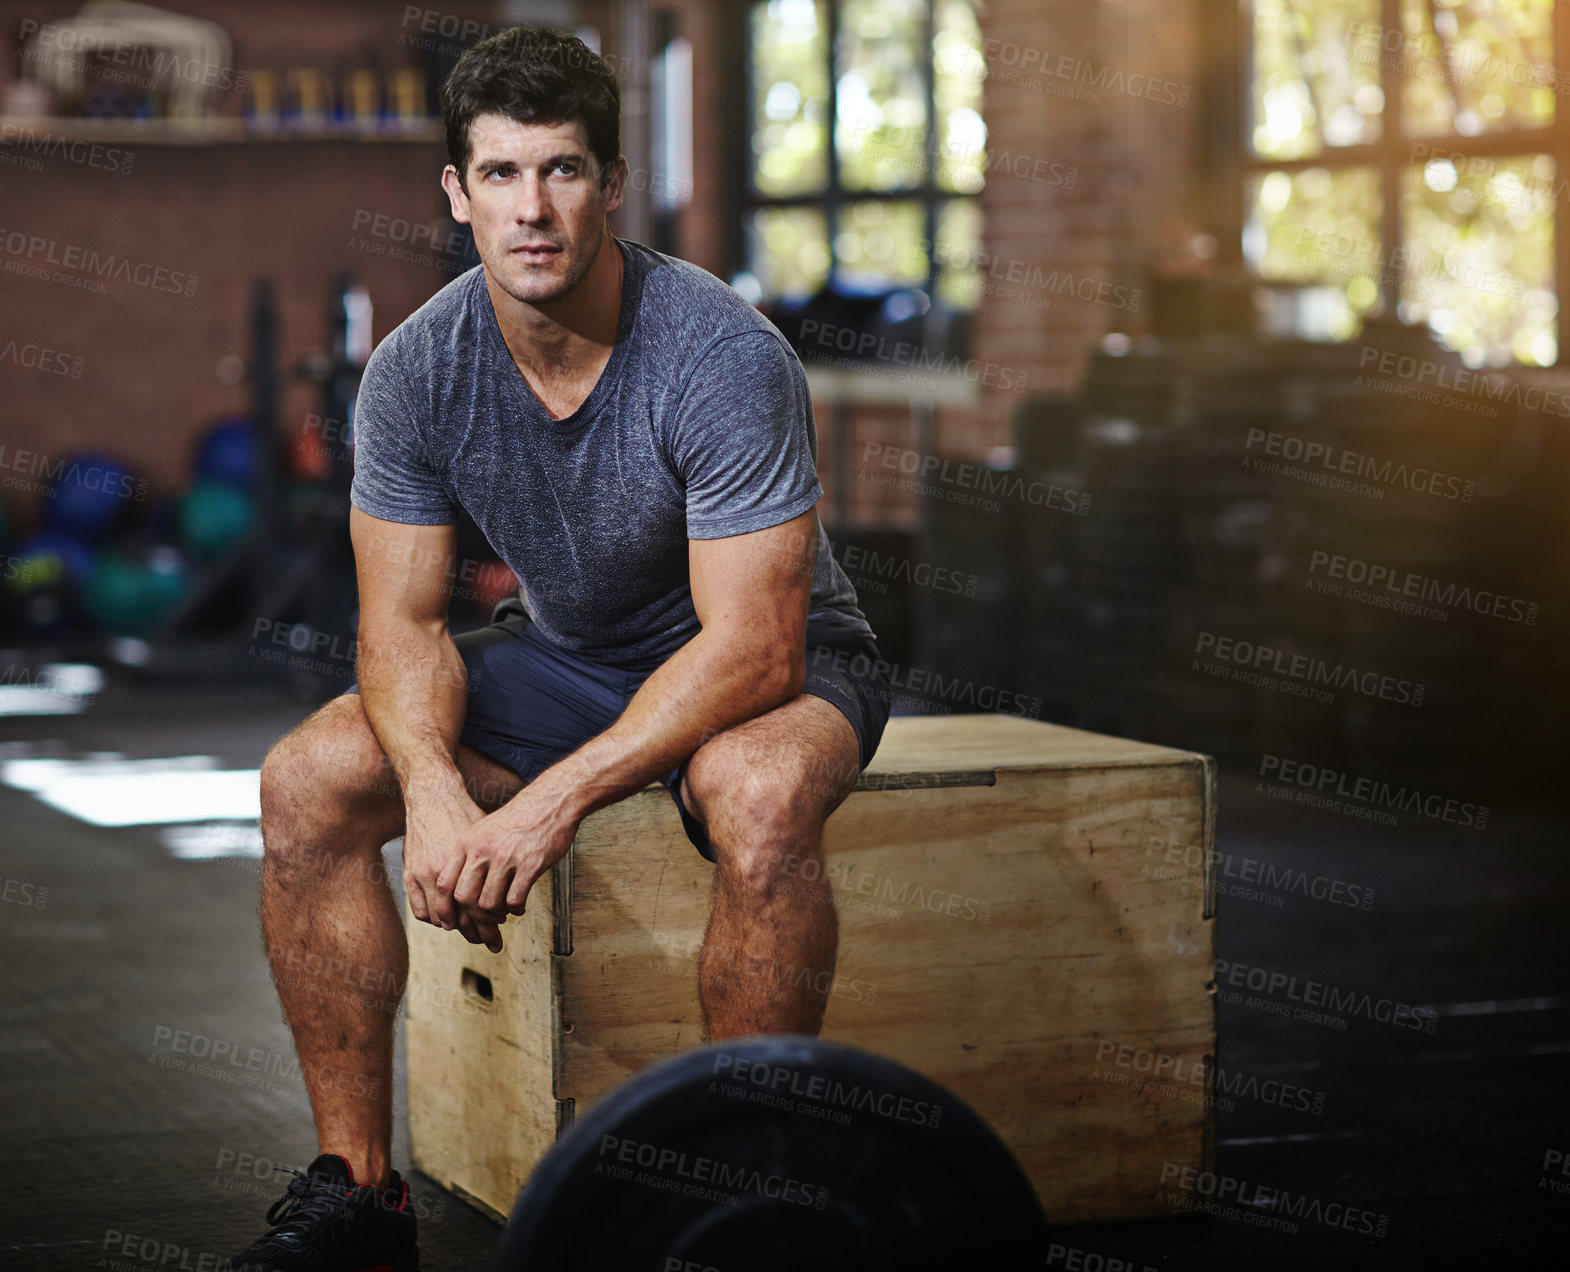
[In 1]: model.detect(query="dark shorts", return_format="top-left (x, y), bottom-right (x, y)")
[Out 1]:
top-left (351, 598), bottom-right (892, 863)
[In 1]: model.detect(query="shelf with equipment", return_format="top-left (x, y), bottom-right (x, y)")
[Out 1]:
top-left (0, 116), bottom-right (445, 146)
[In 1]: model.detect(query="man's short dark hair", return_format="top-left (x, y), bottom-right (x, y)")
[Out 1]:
top-left (441, 25), bottom-right (621, 190)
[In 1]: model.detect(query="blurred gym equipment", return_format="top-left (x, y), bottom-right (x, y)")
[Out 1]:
top-left (110, 274), bottom-right (367, 692)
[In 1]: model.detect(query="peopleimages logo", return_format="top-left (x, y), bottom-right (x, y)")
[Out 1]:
top-left (1094, 1040), bottom-right (1329, 1116)
top-left (148, 1025), bottom-right (382, 1096)
top-left (967, 41), bottom-right (1192, 107)
top-left (1, 875), bottom-right (48, 909)
top-left (913, 242), bottom-right (1142, 311)
top-left (808, 646), bottom-right (1043, 717)
top-left (838, 544), bottom-right (980, 597)
top-left (798, 320), bottom-right (1029, 392)
top-left (0, 122), bottom-right (135, 174)
top-left (860, 443), bottom-right (1091, 514)
top-left (0, 338), bottom-right (84, 377)
top-left (1357, 346), bottom-right (1570, 418)
top-left (711, 1052), bottom-right (944, 1129)
top-left (18, 18), bottom-right (248, 92)
top-left (1157, 1162), bottom-right (1391, 1238)
top-left (1213, 959), bottom-right (1439, 1033)
top-left (0, 227), bottom-right (198, 297)
top-left (597, 1133), bottom-right (829, 1209)
top-left (0, 447), bottom-right (146, 501)
top-left (1306, 550), bottom-right (1539, 626)
top-left (1243, 426), bottom-right (1475, 501)
top-left (1045, 1242), bottom-right (1167, 1272)
top-left (1143, 835), bottom-right (1377, 910)
top-left (1259, 754), bottom-right (1488, 829)
top-left (1194, 631), bottom-right (1425, 706)
top-left (1407, 143), bottom-right (1563, 216)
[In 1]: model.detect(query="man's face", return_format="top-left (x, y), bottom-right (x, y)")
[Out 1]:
top-left (442, 113), bottom-right (626, 307)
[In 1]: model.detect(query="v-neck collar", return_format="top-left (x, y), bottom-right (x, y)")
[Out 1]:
top-left (477, 236), bottom-right (640, 428)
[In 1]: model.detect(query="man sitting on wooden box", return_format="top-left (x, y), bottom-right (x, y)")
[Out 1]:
top-left (231, 23), bottom-right (890, 1271)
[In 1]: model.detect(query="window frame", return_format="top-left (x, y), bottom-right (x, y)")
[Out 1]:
top-left (741, 0), bottom-right (983, 308)
top-left (1238, 0), bottom-right (1570, 366)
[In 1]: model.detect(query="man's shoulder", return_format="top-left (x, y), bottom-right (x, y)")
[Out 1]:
top-left (624, 240), bottom-right (789, 361)
top-left (371, 265), bottom-right (486, 376)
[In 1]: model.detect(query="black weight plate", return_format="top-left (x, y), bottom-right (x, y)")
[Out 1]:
top-left (495, 1035), bottom-right (1049, 1271)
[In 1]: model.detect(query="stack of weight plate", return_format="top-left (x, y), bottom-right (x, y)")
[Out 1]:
top-left (1463, 394), bottom-right (1570, 797)
top-left (1287, 342), bottom-right (1511, 788)
top-left (985, 327), bottom-right (1565, 785)
top-left (1071, 412), bottom-right (1183, 741)
top-left (1167, 419), bottom-right (1293, 760)
top-left (1012, 395), bottom-right (1089, 726)
top-left (1453, 392), bottom-right (1570, 795)
top-left (1062, 345), bottom-right (1193, 743)
top-left (1225, 349), bottom-right (1363, 768)
top-left (917, 474), bottom-right (1028, 721)
top-left (1077, 336), bottom-right (1298, 759)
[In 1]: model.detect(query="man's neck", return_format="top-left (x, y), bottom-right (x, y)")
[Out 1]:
top-left (487, 232), bottom-right (624, 381)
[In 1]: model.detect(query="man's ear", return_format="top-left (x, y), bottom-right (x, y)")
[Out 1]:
top-left (442, 164), bottom-right (472, 224)
top-left (601, 155), bottom-right (629, 215)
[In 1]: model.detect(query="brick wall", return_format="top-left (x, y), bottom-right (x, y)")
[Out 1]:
top-left (970, 0), bottom-right (1205, 440)
top-left (1, 0), bottom-right (1211, 532)
top-left (798, 0), bottom-right (1209, 523)
top-left (0, 1), bottom-right (497, 527)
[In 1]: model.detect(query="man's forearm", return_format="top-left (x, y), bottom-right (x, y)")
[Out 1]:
top-left (356, 620), bottom-right (471, 804)
top-left (524, 627), bottom-right (800, 824)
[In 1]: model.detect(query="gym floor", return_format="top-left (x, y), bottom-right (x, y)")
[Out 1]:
top-left (0, 673), bottom-right (1564, 1270)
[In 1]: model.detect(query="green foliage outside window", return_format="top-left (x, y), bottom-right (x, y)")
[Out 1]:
top-left (747, 0), bottom-right (984, 306)
top-left (1248, 0), bottom-right (1557, 365)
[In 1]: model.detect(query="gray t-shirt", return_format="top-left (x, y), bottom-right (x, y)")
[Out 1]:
top-left (349, 237), bottom-right (873, 668)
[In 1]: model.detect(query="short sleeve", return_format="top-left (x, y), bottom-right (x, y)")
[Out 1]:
top-left (348, 333), bottom-right (456, 525)
top-left (671, 331), bottom-right (824, 539)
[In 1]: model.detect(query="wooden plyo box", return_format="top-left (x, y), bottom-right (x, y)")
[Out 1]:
top-left (406, 713), bottom-right (1217, 1226)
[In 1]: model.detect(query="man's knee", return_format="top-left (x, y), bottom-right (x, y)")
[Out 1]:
top-left (260, 697), bottom-right (400, 841)
top-left (685, 742), bottom-right (823, 889)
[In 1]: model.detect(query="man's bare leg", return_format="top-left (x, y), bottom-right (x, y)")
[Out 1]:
top-left (258, 693), bottom-right (526, 1189)
top-left (680, 695), bottom-right (862, 1039)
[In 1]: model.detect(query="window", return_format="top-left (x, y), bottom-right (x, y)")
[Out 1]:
top-left (742, 0), bottom-right (986, 325)
top-left (1243, 0), bottom-right (1559, 367)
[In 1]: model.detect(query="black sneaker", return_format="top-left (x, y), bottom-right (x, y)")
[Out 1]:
top-left (229, 1152), bottom-right (419, 1272)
